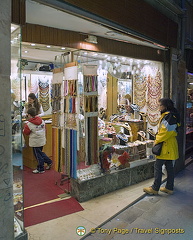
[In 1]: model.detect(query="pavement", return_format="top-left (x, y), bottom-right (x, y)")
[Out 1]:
top-left (81, 160), bottom-right (193, 240)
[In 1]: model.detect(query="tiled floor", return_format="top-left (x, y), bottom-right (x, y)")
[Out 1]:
top-left (26, 177), bottom-right (155, 240)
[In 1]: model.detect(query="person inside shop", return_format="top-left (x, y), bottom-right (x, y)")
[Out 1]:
top-left (125, 103), bottom-right (142, 120)
top-left (124, 94), bottom-right (132, 106)
top-left (143, 98), bottom-right (180, 195)
top-left (23, 107), bottom-right (52, 173)
top-left (23, 93), bottom-right (44, 118)
top-left (123, 94), bottom-right (143, 120)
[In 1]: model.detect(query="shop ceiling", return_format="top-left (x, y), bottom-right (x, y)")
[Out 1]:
top-left (20, 0), bottom-right (166, 63)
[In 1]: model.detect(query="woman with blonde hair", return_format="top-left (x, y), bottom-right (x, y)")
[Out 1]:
top-left (124, 94), bottom-right (132, 105)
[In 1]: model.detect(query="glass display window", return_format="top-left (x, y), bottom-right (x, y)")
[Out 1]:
top-left (67, 50), bottom-right (164, 182)
top-left (11, 24), bottom-right (25, 238)
top-left (186, 73), bottom-right (193, 152)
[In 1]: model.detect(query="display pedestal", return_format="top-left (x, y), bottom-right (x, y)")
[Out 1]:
top-left (71, 160), bottom-right (154, 202)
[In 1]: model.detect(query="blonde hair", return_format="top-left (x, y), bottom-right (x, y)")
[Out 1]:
top-left (125, 94), bottom-right (132, 102)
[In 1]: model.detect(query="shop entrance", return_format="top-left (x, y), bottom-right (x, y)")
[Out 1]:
top-left (12, 37), bottom-right (165, 227)
top-left (21, 45), bottom-right (73, 210)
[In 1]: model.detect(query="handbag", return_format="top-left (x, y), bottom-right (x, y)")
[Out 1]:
top-left (152, 142), bottom-right (163, 155)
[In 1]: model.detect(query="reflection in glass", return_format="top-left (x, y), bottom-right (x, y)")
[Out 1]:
top-left (11, 24), bottom-right (24, 238)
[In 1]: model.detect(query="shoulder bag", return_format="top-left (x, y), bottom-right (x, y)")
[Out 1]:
top-left (152, 142), bottom-right (163, 155)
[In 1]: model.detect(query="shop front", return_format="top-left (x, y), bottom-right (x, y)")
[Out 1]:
top-left (10, 0), bottom-right (185, 235)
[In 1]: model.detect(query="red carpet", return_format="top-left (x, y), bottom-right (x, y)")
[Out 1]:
top-left (23, 166), bottom-right (68, 207)
top-left (24, 197), bottom-right (84, 227)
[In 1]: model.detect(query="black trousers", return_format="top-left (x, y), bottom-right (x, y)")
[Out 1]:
top-left (33, 146), bottom-right (52, 172)
top-left (152, 159), bottom-right (174, 191)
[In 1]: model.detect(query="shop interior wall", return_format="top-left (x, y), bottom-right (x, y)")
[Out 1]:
top-left (11, 0), bottom-right (25, 25)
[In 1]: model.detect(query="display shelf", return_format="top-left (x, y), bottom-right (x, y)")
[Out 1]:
top-left (82, 65), bottom-right (99, 166)
top-left (63, 65), bottom-right (79, 179)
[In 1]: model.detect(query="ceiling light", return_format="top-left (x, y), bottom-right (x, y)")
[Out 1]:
top-left (61, 47), bottom-right (65, 50)
top-left (105, 31), bottom-right (122, 37)
top-left (85, 35), bottom-right (98, 44)
top-left (47, 45), bottom-right (51, 48)
top-left (31, 43), bottom-right (36, 46)
top-left (24, 50), bottom-right (28, 53)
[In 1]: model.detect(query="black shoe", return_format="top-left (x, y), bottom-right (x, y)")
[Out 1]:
top-left (46, 162), bottom-right (53, 170)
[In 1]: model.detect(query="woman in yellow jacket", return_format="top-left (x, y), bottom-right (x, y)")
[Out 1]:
top-left (143, 98), bottom-right (180, 195)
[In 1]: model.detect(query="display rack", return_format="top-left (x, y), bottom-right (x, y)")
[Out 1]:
top-left (83, 65), bottom-right (99, 165)
top-left (63, 64), bottom-right (79, 179)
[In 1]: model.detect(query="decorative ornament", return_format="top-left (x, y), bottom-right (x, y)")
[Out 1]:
top-left (38, 79), bottom-right (50, 112)
top-left (133, 73), bottom-right (147, 108)
top-left (147, 69), bottom-right (162, 126)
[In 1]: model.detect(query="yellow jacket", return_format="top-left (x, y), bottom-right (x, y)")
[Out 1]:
top-left (154, 111), bottom-right (180, 160)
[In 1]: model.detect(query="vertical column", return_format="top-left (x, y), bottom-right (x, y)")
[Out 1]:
top-left (0, 1), bottom-right (14, 240)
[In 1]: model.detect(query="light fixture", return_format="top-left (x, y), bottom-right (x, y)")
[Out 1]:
top-left (85, 35), bottom-right (98, 44)
top-left (47, 45), bottom-right (51, 48)
top-left (61, 47), bottom-right (65, 50)
top-left (31, 43), bottom-right (36, 46)
top-left (105, 31), bottom-right (122, 37)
